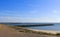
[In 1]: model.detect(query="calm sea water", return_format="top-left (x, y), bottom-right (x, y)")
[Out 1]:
top-left (2, 23), bottom-right (60, 31)
top-left (27, 23), bottom-right (60, 31)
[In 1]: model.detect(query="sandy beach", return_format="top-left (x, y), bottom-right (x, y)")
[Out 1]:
top-left (29, 29), bottom-right (60, 34)
top-left (0, 24), bottom-right (58, 37)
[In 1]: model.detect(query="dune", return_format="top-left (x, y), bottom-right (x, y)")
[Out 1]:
top-left (0, 24), bottom-right (57, 37)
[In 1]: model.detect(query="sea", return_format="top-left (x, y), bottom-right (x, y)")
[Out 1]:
top-left (1, 23), bottom-right (60, 31)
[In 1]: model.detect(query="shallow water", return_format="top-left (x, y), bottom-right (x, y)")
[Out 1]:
top-left (27, 23), bottom-right (60, 31)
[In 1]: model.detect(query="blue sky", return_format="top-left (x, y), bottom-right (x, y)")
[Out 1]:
top-left (0, 0), bottom-right (60, 22)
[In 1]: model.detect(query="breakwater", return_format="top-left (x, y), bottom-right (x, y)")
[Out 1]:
top-left (15, 24), bottom-right (54, 27)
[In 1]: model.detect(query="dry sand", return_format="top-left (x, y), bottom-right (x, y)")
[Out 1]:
top-left (0, 24), bottom-right (58, 37)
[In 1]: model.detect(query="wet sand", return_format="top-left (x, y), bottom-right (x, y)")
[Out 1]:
top-left (29, 29), bottom-right (60, 34)
top-left (0, 24), bottom-right (58, 37)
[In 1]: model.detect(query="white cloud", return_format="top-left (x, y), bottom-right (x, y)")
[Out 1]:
top-left (0, 12), bottom-right (60, 22)
top-left (0, 16), bottom-right (22, 22)
top-left (52, 10), bottom-right (60, 14)
top-left (0, 16), bottom-right (60, 23)
top-left (53, 10), bottom-right (57, 13)
top-left (22, 17), bottom-right (60, 22)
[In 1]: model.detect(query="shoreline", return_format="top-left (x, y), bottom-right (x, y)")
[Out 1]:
top-left (9, 25), bottom-right (60, 35)
top-left (30, 29), bottom-right (60, 34)
top-left (1, 24), bottom-right (60, 35)
top-left (23, 28), bottom-right (60, 35)
top-left (0, 24), bottom-right (59, 37)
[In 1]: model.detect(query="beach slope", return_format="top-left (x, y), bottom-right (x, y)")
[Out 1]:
top-left (0, 24), bottom-right (57, 37)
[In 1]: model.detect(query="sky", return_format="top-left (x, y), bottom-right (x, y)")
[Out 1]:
top-left (0, 0), bottom-right (60, 23)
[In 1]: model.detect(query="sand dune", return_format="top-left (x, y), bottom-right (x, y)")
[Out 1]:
top-left (0, 24), bottom-right (57, 37)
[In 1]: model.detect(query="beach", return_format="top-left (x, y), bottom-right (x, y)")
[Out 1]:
top-left (0, 24), bottom-right (59, 37)
top-left (0, 24), bottom-right (58, 37)
top-left (29, 29), bottom-right (60, 34)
